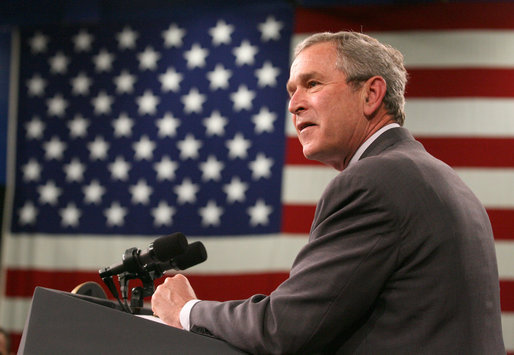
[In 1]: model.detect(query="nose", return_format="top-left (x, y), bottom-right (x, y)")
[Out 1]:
top-left (288, 90), bottom-right (305, 115)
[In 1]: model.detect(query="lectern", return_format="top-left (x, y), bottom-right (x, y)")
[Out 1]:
top-left (18, 287), bottom-right (246, 354)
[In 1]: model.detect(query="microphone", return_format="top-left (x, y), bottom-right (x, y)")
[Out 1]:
top-left (152, 241), bottom-right (208, 273)
top-left (172, 241), bottom-right (207, 270)
top-left (99, 232), bottom-right (188, 279)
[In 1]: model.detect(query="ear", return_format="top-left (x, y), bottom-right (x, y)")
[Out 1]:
top-left (362, 76), bottom-right (387, 117)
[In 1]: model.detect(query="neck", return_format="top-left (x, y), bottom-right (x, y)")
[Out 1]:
top-left (339, 114), bottom-right (397, 171)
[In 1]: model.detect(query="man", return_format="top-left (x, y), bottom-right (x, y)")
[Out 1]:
top-left (0, 328), bottom-right (11, 355)
top-left (152, 32), bottom-right (505, 354)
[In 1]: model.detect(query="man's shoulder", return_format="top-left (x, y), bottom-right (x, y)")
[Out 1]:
top-left (322, 137), bottom-right (443, 203)
top-left (319, 157), bottom-right (398, 208)
top-left (350, 128), bottom-right (445, 180)
top-left (336, 144), bottom-right (418, 185)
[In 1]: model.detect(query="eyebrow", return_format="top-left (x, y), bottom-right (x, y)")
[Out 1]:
top-left (286, 71), bottom-right (319, 95)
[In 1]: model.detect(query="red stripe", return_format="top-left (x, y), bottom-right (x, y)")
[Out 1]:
top-left (501, 280), bottom-right (514, 312)
top-left (3, 268), bottom-right (288, 303)
top-left (5, 269), bottom-right (112, 298)
top-left (11, 334), bottom-right (21, 355)
top-left (5, 269), bottom-right (514, 312)
top-left (488, 209), bottom-right (514, 240)
top-left (286, 136), bottom-right (514, 168)
top-left (4, 268), bottom-right (289, 300)
top-left (418, 137), bottom-right (514, 168)
top-left (407, 69), bottom-right (514, 98)
top-left (180, 273), bottom-right (288, 301)
top-left (295, 3), bottom-right (514, 33)
top-left (285, 136), bottom-right (323, 166)
top-left (281, 204), bottom-right (315, 233)
top-left (282, 205), bottom-right (514, 241)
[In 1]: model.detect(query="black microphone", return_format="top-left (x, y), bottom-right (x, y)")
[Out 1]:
top-left (172, 241), bottom-right (207, 270)
top-left (153, 241), bottom-right (208, 273)
top-left (99, 232), bottom-right (188, 278)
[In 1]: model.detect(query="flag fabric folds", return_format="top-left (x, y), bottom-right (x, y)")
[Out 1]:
top-left (1, 2), bottom-right (513, 353)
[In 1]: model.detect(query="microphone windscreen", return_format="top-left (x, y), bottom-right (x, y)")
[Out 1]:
top-left (173, 242), bottom-right (207, 270)
top-left (152, 232), bottom-right (188, 261)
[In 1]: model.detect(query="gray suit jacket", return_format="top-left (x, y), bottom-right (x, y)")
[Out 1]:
top-left (190, 128), bottom-right (505, 354)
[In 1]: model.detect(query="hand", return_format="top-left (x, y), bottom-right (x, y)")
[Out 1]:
top-left (151, 274), bottom-right (197, 328)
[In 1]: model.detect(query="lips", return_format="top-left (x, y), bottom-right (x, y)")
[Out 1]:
top-left (296, 120), bottom-right (316, 132)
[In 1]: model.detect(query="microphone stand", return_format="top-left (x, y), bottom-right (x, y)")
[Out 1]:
top-left (129, 261), bottom-right (173, 313)
top-left (109, 249), bottom-right (170, 314)
top-left (119, 270), bottom-right (160, 315)
top-left (101, 275), bottom-right (131, 313)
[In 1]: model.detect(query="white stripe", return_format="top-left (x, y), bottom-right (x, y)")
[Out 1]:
top-left (282, 165), bottom-right (514, 208)
top-left (2, 231), bottom-right (512, 279)
top-left (496, 241), bottom-right (514, 279)
top-left (285, 111), bottom-right (296, 137)
top-left (2, 291), bottom-right (513, 353)
top-left (292, 31), bottom-right (514, 68)
top-left (192, 234), bottom-right (307, 273)
top-left (0, 297), bottom-right (30, 332)
top-left (374, 31), bottom-right (514, 68)
top-left (285, 99), bottom-right (514, 138)
top-left (404, 99), bottom-right (514, 137)
top-left (3, 233), bottom-right (158, 270)
top-left (456, 168), bottom-right (514, 208)
top-left (503, 313), bottom-right (514, 351)
top-left (282, 166), bottom-right (337, 203)
top-left (1, 232), bottom-right (308, 273)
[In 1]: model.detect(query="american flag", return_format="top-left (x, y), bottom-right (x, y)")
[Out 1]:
top-left (1, 2), bottom-right (513, 353)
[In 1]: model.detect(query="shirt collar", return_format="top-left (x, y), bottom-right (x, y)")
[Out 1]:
top-left (348, 123), bottom-right (400, 167)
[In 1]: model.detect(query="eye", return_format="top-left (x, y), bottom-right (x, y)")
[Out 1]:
top-left (286, 84), bottom-right (295, 98)
top-left (307, 80), bottom-right (320, 88)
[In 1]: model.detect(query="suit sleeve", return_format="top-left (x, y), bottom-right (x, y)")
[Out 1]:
top-left (189, 167), bottom-right (401, 354)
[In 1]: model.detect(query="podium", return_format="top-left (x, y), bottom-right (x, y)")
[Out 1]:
top-left (18, 287), bottom-right (246, 354)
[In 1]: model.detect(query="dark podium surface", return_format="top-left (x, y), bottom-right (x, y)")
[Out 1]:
top-left (18, 287), bottom-right (246, 354)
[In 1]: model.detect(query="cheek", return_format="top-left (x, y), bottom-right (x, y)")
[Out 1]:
top-left (319, 126), bottom-right (345, 152)
top-left (318, 107), bottom-right (355, 148)
top-left (319, 106), bottom-right (344, 136)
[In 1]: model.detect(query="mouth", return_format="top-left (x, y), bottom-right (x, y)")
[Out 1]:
top-left (297, 121), bottom-right (316, 133)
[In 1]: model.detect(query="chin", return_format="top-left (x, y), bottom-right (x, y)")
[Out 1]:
top-left (302, 148), bottom-right (320, 162)
top-left (303, 148), bottom-right (336, 168)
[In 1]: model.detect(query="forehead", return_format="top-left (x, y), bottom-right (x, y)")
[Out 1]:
top-left (290, 42), bottom-right (338, 75)
top-left (287, 42), bottom-right (341, 92)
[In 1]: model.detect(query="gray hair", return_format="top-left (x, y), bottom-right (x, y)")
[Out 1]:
top-left (294, 31), bottom-right (408, 125)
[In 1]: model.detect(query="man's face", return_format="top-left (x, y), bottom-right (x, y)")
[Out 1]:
top-left (287, 42), bottom-right (367, 170)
